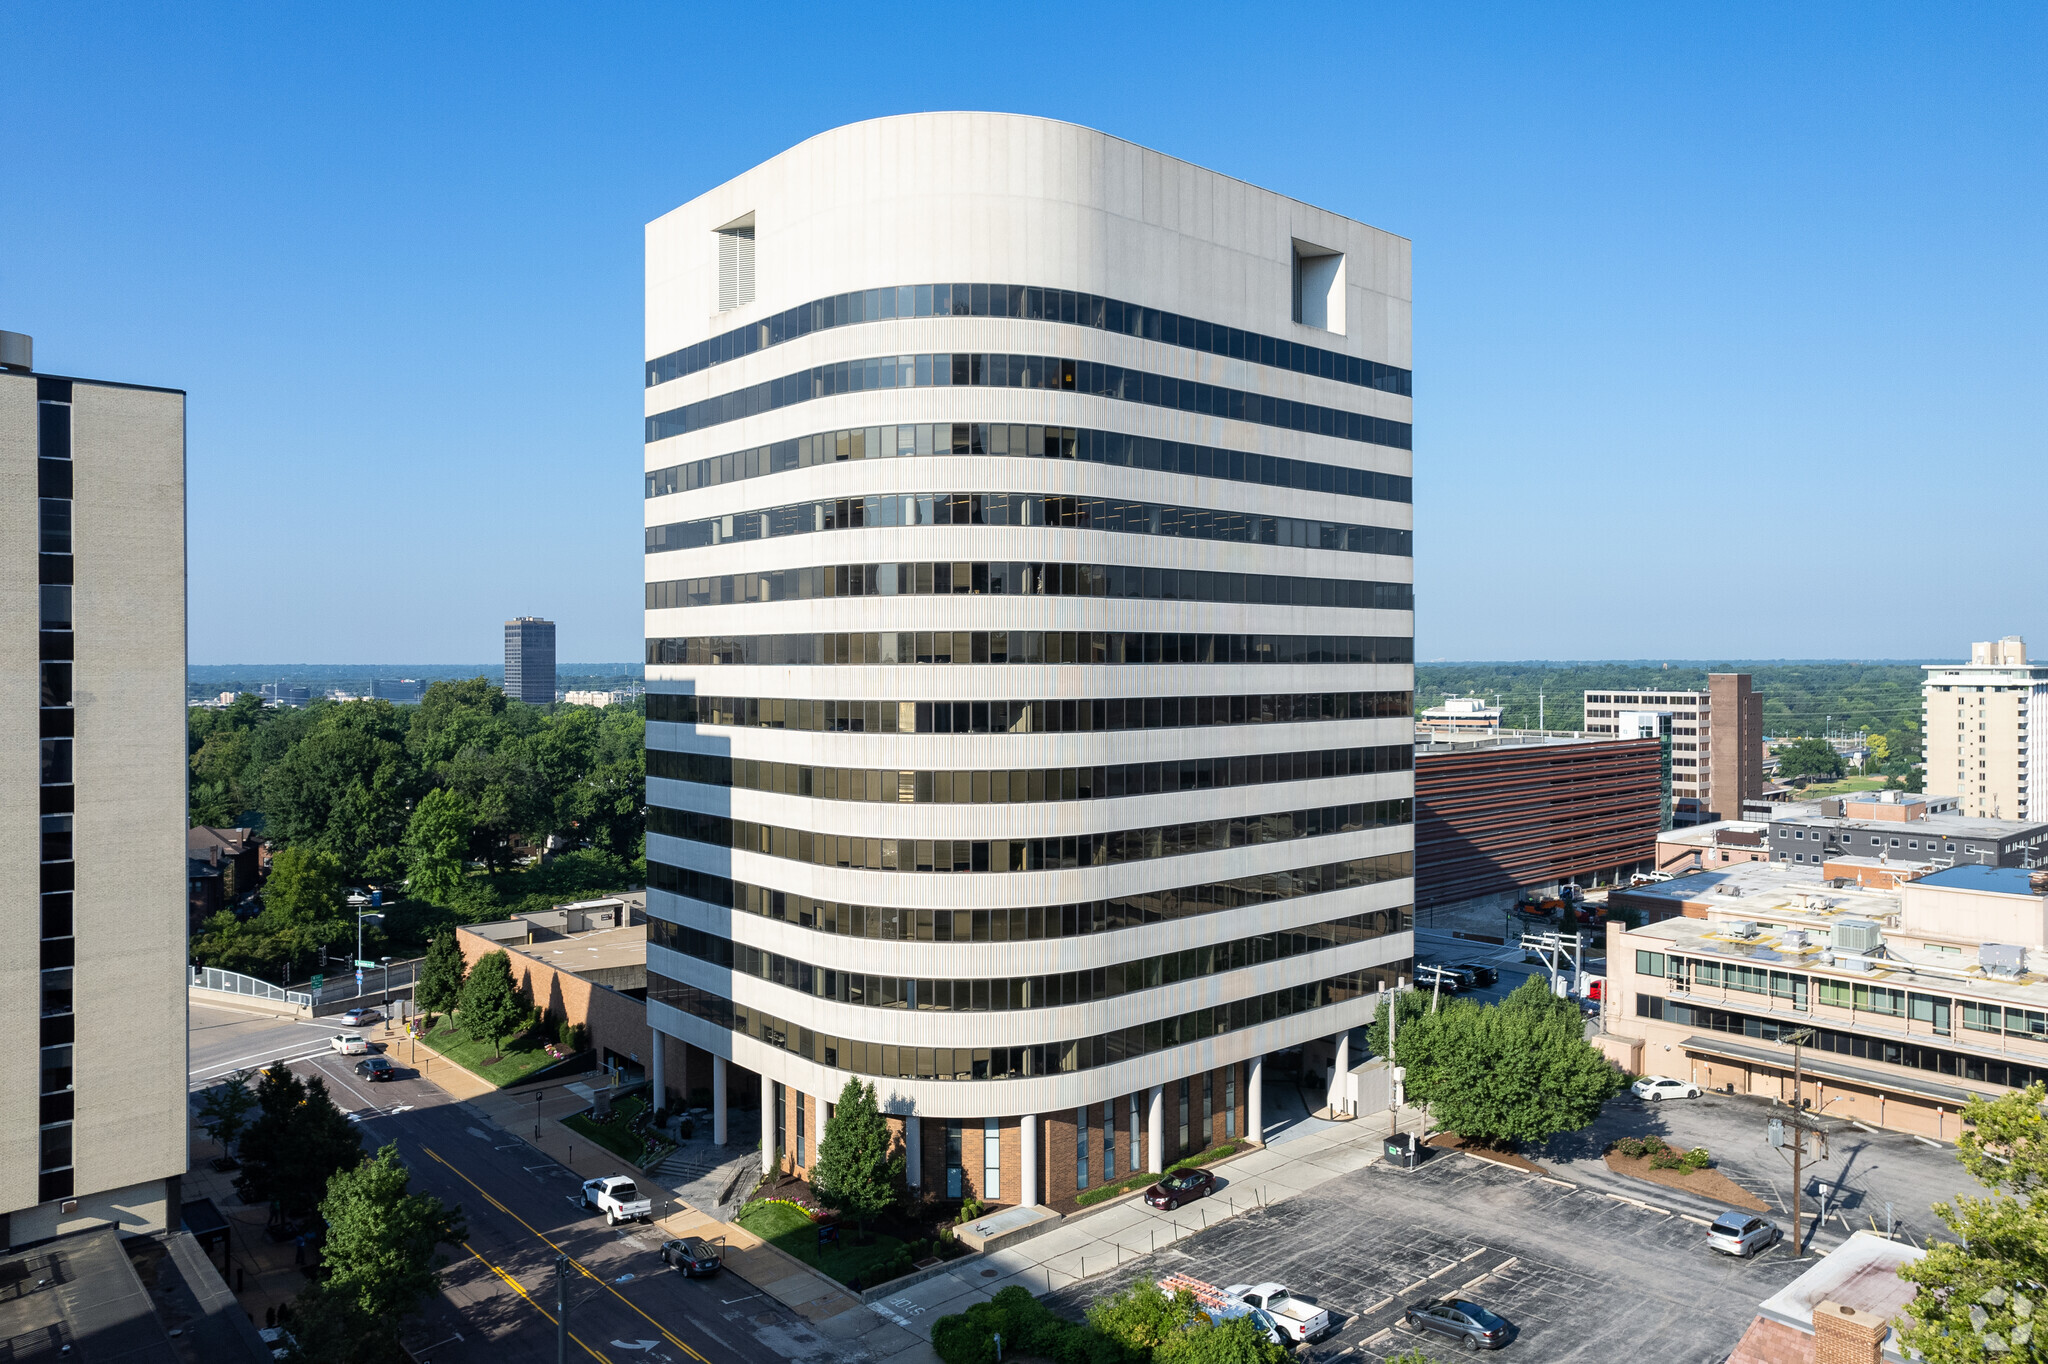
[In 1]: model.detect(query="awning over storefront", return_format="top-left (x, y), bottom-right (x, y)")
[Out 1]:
top-left (1679, 1034), bottom-right (1994, 1108)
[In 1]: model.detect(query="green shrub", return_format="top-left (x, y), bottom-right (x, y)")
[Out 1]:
top-left (933, 1285), bottom-right (1126, 1364)
top-left (1680, 1146), bottom-right (1711, 1172)
top-left (955, 1196), bottom-right (985, 1224)
top-left (1649, 1146), bottom-right (1684, 1170)
top-left (1613, 1136), bottom-right (1647, 1158)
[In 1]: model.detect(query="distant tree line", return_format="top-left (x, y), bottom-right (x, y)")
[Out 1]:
top-left (188, 679), bottom-right (645, 978)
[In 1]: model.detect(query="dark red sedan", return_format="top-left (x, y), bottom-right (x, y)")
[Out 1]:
top-left (1143, 1168), bottom-right (1215, 1210)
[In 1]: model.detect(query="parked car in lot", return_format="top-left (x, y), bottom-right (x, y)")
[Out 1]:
top-left (1450, 962), bottom-right (1499, 988)
top-left (329, 1032), bottom-right (368, 1056)
top-left (337, 1007), bottom-right (378, 1027)
top-left (1143, 1167), bottom-right (1216, 1210)
top-left (1404, 1297), bottom-right (1509, 1350)
top-left (1224, 1283), bottom-right (1331, 1344)
top-left (1632, 1075), bottom-right (1701, 1101)
top-left (354, 1055), bottom-right (398, 1081)
top-left (1707, 1211), bottom-right (1781, 1258)
top-left (661, 1236), bottom-right (723, 1277)
top-left (582, 1175), bottom-right (651, 1225)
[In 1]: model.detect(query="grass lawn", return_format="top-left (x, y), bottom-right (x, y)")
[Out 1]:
top-left (1787, 775), bottom-right (1889, 798)
top-left (563, 1096), bottom-right (657, 1166)
top-left (416, 1016), bottom-right (561, 1087)
top-left (737, 1199), bottom-right (909, 1287)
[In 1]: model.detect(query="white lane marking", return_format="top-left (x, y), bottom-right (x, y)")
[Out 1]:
top-left (188, 1039), bottom-right (335, 1083)
top-left (303, 1055), bottom-right (382, 1114)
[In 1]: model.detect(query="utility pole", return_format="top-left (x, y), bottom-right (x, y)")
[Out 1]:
top-left (1782, 1030), bottom-right (1825, 1255)
top-left (555, 1254), bottom-right (569, 1364)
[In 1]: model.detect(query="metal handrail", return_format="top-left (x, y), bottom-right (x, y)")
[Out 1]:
top-left (189, 966), bottom-right (313, 1009)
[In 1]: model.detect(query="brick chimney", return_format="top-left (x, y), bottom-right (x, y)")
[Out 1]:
top-left (1813, 1300), bottom-right (1887, 1364)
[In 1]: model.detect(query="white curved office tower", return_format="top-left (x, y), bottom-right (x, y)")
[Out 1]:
top-left (642, 114), bottom-right (1414, 1211)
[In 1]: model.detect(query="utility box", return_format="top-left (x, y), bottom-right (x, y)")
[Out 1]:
top-left (1384, 1133), bottom-right (1421, 1170)
top-left (1833, 919), bottom-right (1885, 955)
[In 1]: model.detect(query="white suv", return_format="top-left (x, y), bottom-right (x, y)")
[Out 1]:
top-left (330, 1032), bottom-right (369, 1056)
top-left (1631, 1076), bottom-right (1700, 1101)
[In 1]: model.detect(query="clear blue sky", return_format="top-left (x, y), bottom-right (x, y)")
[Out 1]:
top-left (7, 4), bottom-right (2041, 665)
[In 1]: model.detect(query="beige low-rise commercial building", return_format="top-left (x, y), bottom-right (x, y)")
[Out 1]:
top-left (1599, 863), bottom-right (2048, 1141)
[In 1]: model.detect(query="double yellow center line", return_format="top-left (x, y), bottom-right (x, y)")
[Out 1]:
top-left (422, 1144), bottom-right (713, 1363)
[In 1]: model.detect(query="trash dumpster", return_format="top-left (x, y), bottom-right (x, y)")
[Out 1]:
top-left (1384, 1132), bottom-right (1420, 1169)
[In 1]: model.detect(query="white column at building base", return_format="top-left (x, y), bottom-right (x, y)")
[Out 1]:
top-left (1247, 1054), bottom-right (1264, 1145)
top-left (1020, 1114), bottom-right (1039, 1208)
top-left (905, 1112), bottom-right (921, 1190)
top-left (1329, 1032), bottom-right (1351, 1115)
top-left (649, 1031), bottom-right (666, 1111)
top-left (761, 1070), bottom-right (775, 1175)
top-left (713, 1054), bottom-right (728, 1145)
top-left (1147, 1085), bottom-right (1165, 1172)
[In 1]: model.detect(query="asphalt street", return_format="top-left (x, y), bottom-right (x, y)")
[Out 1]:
top-left (188, 1006), bottom-right (853, 1364)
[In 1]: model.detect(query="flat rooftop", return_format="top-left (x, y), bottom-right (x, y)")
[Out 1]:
top-left (1415, 729), bottom-right (1639, 755)
top-left (1618, 861), bottom-right (1902, 917)
top-left (1775, 808), bottom-right (2047, 839)
top-left (1918, 864), bottom-right (2048, 895)
top-left (505, 922), bottom-right (647, 974)
top-left (1657, 820), bottom-right (1769, 846)
top-left (0, 1227), bottom-right (178, 1363)
top-left (1627, 896), bottom-right (2048, 1008)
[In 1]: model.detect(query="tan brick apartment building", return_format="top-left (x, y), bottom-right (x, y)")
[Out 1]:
top-left (1599, 863), bottom-right (2048, 1140)
top-left (1922, 636), bottom-right (2047, 822)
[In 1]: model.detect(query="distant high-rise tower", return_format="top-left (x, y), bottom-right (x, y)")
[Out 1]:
top-left (504, 617), bottom-right (556, 704)
top-left (1923, 637), bottom-right (2046, 820)
top-left (3, 329), bottom-right (189, 1244)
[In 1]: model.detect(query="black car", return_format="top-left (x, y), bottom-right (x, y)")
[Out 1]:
top-left (662, 1236), bottom-right (722, 1277)
top-left (354, 1056), bottom-right (398, 1081)
top-left (1143, 1168), bottom-right (1215, 1210)
top-left (1405, 1297), bottom-right (1509, 1350)
top-left (1451, 962), bottom-right (1499, 988)
top-left (1417, 965), bottom-right (1467, 992)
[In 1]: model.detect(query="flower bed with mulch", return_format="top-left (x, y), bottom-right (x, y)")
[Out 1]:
top-left (1425, 1131), bottom-right (1548, 1174)
top-left (1602, 1152), bottom-right (1767, 1212)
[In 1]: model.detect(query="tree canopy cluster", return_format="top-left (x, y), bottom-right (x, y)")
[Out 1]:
top-left (1900, 1083), bottom-right (2048, 1361)
top-left (932, 1281), bottom-right (1287, 1364)
top-left (1368, 977), bottom-right (1625, 1147)
top-left (1774, 736), bottom-right (1848, 783)
top-left (188, 680), bottom-right (645, 976)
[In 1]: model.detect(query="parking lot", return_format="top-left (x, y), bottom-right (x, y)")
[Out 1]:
top-left (1044, 1145), bottom-right (1814, 1362)
top-left (1535, 1084), bottom-right (1981, 1250)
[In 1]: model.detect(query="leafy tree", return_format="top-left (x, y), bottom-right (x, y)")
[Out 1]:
top-left (1899, 1083), bottom-right (2048, 1361)
top-left (402, 787), bottom-right (474, 905)
top-left (1160, 1314), bottom-right (1290, 1364)
top-left (1089, 1278), bottom-right (1198, 1352)
top-left (414, 929), bottom-right (467, 1020)
top-left (257, 846), bottom-right (351, 979)
top-left (458, 950), bottom-right (524, 1056)
top-left (317, 1143), bottom-right (467, 1320)
top-left (1391, 978), bottom-right (1624, 1147)
top-left (196, 1068), bottom-right (259, 1157)
top-left (189, 910), bottom-right (286, 977)
top-left (235, 1063), bottom-right (364, 1219)
top-left (262, 704), bottom-right (420, 881)
top-left (810, 1078), bottom-right (903, 1239)
top-left (1775, 737), bottom-right (1846, 782)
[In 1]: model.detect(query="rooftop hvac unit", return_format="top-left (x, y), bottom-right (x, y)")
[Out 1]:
top-left (1980, 943), bottom-right (2026, 978)
top-left (1832, 919), bottom-right (1885, 955)
top-left (1781, 930), bottom-right (1807, 950)
top-left (1725, 920), bottom-right (1758, 940)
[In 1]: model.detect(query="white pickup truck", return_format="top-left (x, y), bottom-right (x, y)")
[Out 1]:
top-left (581, 1175), bottom-right (651, 1225)
top-left (1224, 1283), bottom-right (1332, 1344)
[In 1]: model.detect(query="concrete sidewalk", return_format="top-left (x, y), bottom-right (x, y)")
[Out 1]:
top-left (863, 1107), bottom-right (1423, 1341)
